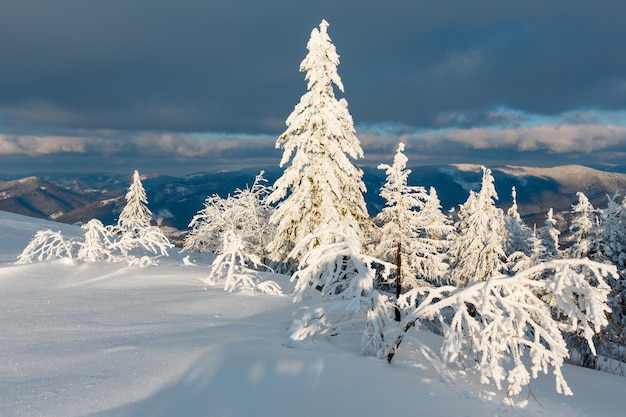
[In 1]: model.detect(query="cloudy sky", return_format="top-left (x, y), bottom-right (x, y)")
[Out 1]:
top-left (2, 0), bottom-right (626, 175)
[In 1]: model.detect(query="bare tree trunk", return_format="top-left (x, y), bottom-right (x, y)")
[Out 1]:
top-left (394, 241), bottom-right (402, 322)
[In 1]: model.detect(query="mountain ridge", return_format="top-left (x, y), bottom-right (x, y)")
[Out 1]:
top-left (1, 164), bottom-right (625, 232)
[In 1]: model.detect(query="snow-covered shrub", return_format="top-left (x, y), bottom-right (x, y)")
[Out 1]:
top-left (386, 259), bottom-right (615, 397)
top-left (17, 230), bottom-right (76, 264)
top-left (185, 171), bottom-right (274, 259)
top-left (206, 230), bottom-right (281, 295)
top-left (288, 223), bottom-right (394, 357)
top-left (77, 219), bottom-right (117, 262)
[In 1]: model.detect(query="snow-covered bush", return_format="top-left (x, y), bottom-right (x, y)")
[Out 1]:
top-left (77, 219), bottom-right (117, 262)
top-left (288, 223), bottom-right (394, 357)
top-left (206, 230), bottom-right (281, 295)
top-left (17, 230), bottom-right (76, 264)
top-left (185, 171), bottom-right (274, 259)
top-left (386, 259), bottom-right (615, 397)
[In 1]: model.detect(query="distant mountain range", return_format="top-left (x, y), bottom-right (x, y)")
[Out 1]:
top-left (1, 165), bottom-right (626, 235)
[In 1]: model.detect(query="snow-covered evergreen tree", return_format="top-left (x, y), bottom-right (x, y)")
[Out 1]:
top-left (112, 170), bottom-right (172, 262)
top-left (415, 186), bottom-right (453, 285)
top-left (267, 19), bottom-right (369, 264)
top-left (420, 186), bottom-right (454, 241)
top-left (596, 192), bottom-right (626, 267)
top-left (504, 187), bottom-right (534, 257)
top-left (374, 143), bottom-right (428, 302)
top-left (539, 208), bottom-right (560, 260)
top-left (77, 219), bottom-right (116, 262)
top-left (585, 192), bottom-right (626, 370)
top-left (116, 170), bottom-right (152, 234)
top-left (448, 167), bottom-right (507, 286)
top-left (568, 191), bottom-right (598, 259)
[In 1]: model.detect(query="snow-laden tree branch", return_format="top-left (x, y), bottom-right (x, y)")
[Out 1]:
top-left (386, 259), bottom-right (615, 396)
top-left (288, 223), bottom-right (394, 357)
top-left (16, 230), bottom-right (76, 264)
top-left (185, 171), bottom-right (274, 259)
top-left (207, 230), bottom-right (281, 295)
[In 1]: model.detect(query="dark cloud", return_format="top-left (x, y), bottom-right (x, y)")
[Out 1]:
top-left (2, 0), bottom-right (626, 133)
top-left (2, 1), bottom-right (626, 174)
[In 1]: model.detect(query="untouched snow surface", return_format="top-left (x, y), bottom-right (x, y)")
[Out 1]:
top-left (1, 210), bottom-right (625, 417)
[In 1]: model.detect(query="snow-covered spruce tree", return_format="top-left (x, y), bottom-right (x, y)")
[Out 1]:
top-left (504, 187), bottom-right (538, 274)
top-left (117, 170), bottom-right (152, 233)
top-left (112, 170), bottom-right (173, 263)
top-left (206, 230), bottom-right (281, 295)
top-left (539, 208), bottom-right (560, 260)
top-left (185, 171), bottom-right (274, 259)
top-left (567, 191), bottom-right (599, 259)
top-left (77, 219), bottom-right (117, 262)
top-left (16, 230), bottom-right (76, 264)
top-left (374, 143), bottom-right (428, 318)
top-left (596, 192), bottom-right (626, 268)
top-left (504, 187), bottom-right (534, 257)
top-left (415, 186), bottom-right (454, 284)
top-left (267, 19), bottom-right (369, 265)
top-left (386, 259), bottom-right (616, 397)
top-left (578, 192), bottom-right (626, 371)
top-left (288, 222), bottom-right (394, 357)
top-left (448, 167), bottom-right (507, 286)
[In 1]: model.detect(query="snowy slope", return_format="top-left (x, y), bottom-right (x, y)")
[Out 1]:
top-left (1, 210), bottom-right (625, 417)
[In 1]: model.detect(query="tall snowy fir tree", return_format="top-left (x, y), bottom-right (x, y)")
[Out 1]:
top-left (116, 170), bottom-right (153, 234)
top-left (414, 186), bottom-right (453, 284)
top-left (267, 19), bottom-right (369, 265)
top-left (596, 192), bottom-right (626, 267)
top-left (504, 187), bottom-right (534, 258)
top-left (539, 208), bottom-right (560, 260)
top-left (448, 167), bottom-right (507, 286)
top-left (568, 191), bottom-right (598, 259)
top-left (374, 143), bottom-right (427, 318)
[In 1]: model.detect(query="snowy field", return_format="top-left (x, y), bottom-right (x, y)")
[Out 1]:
top-left (1, 210), bottom-right (625, 417)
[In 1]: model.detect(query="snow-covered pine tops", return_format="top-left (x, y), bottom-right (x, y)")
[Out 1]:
top-left (112, 170), bottom-right (173, 261)
top-left (267, 19), bottom-right (369, 265)
top-left (539, 208), bottom-right (560, 260)
top-left (374, 143), bottom-right (450, 287)
top-left (568, 191), bottom-right (599, 259)
top-left (448, 167), bottom-right (507, 286)
top-left (116, 170), bottom-right (152, 233)
top-left (375, 143), bottom-right (425, 255)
